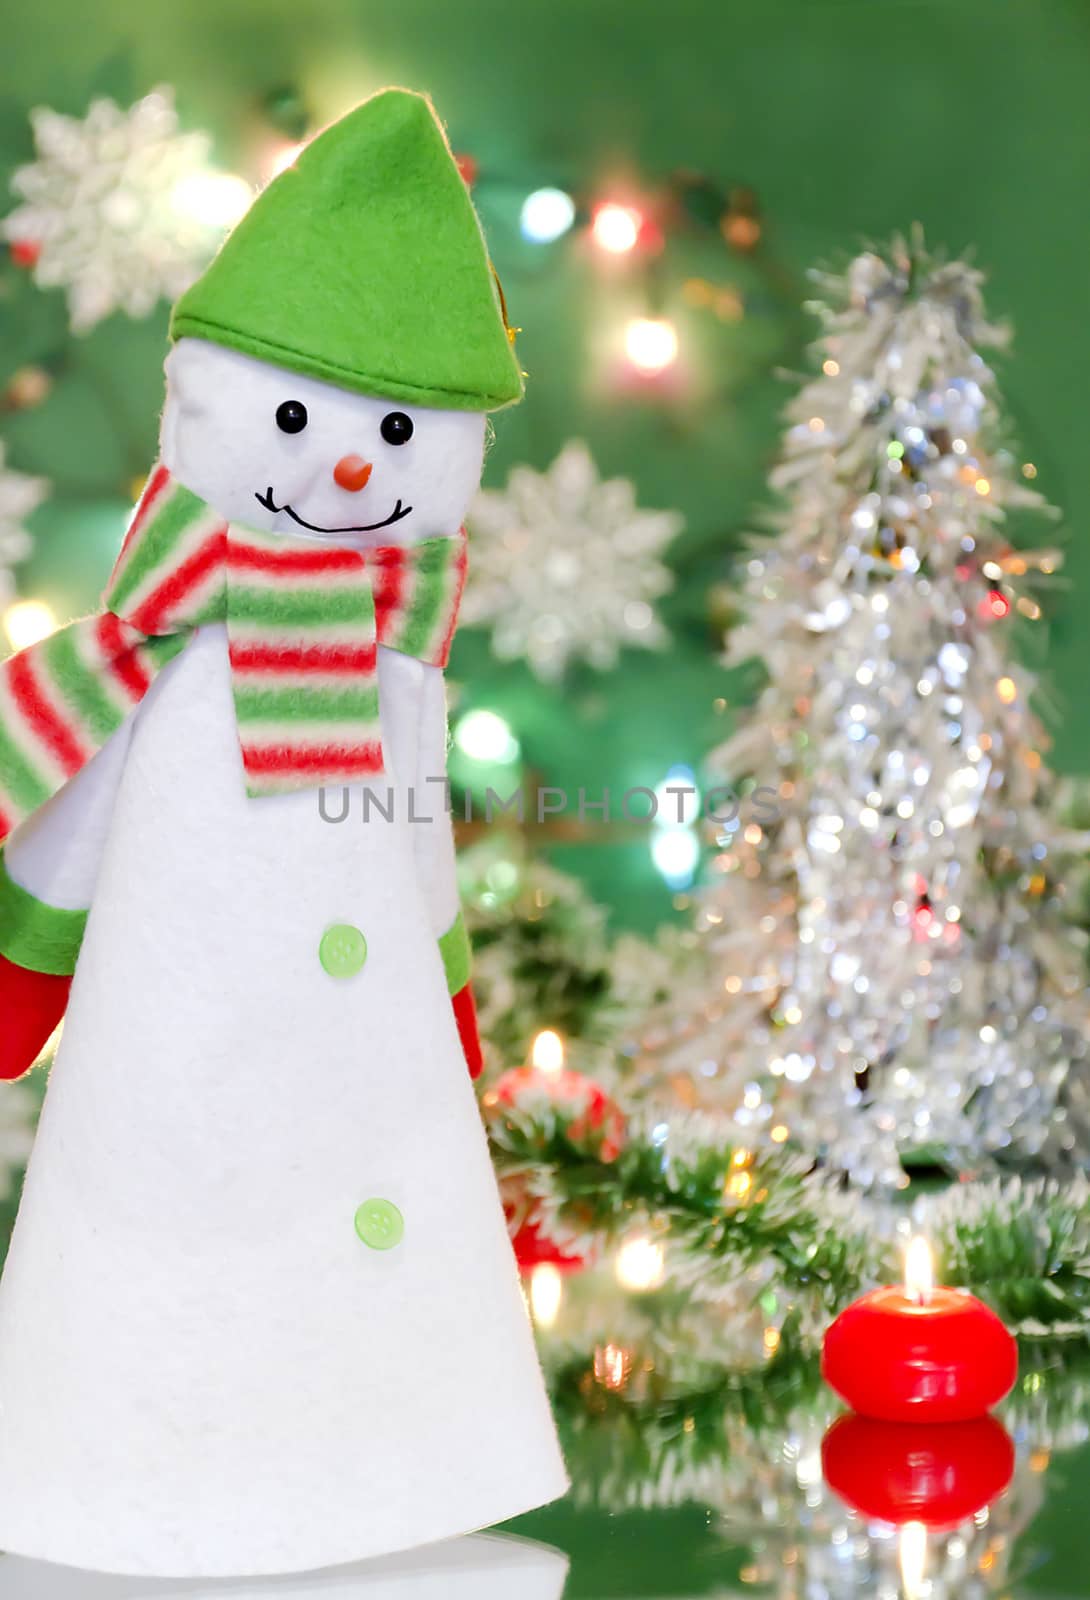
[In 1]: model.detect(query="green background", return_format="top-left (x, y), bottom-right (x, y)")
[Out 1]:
top-left (1, 0), bottom-right (1087, 944)
top-left (508, 1451), bottom-right (1090, 1595)
top-left (2, 5), bottom-right (1090, 1590)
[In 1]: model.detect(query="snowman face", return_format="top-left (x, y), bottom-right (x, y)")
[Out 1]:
top-left (161, 339), bottom-right (488, 546)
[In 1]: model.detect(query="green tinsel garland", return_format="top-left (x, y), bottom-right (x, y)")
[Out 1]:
top-left (485, 1091), bottom-right (1090, 1337)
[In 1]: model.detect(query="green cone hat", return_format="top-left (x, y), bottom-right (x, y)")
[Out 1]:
top-left (171, 88), bottom-right (523, 410)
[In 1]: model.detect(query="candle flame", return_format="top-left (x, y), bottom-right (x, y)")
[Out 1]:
top-left (905, 1235), bottom-right (934, 1304)
top-left (531, 1028), bottom-right (565, 1075)
top-left (899, 1521), bottom-right (928, 1599)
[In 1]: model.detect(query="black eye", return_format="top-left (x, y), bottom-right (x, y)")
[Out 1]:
top-left (276, 400), bottom-right (308, 434)
top-left (380, 411), bottom-right (414, 446)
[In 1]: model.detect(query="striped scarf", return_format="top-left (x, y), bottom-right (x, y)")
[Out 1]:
top-left (0, 464), bottom-right (467, 840)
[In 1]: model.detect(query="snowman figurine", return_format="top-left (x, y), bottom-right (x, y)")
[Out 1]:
top-left (0, 88), bottom-right (567, 1577)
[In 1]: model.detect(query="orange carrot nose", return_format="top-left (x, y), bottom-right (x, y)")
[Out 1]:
top-left (333, 454), bottom-right (373, 492)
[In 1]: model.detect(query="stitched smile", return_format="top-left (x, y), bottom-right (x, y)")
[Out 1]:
top-left (255, 487), bottom-right (413, 534)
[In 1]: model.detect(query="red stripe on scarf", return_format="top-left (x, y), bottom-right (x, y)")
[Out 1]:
top-left (97, 614), bottom-right (153, 700)
top-left (227, 540), bottom-right (363, 579)
top-left (0, 804), bottom-right (13, 844)
top-left (6, 653), bottom-right (88, 776)
top-left (229, 642), bottom-right (378, 674)
top-left (435, 536), bottom-right (469, 667)
top-left (227, 540), bottom-right (364, 577)
top-left (130, 530), bottom-right (226, 634)
top-left (241, 742), bottom-right (384, 778)
top-left (369, 545), bottom-right (407, 631)
top-left (113, 464), bottom-right (173, 568)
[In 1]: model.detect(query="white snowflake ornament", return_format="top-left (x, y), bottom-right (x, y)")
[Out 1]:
top-left (0, 445), bottom-right (48, 607)
top-left (2, 87), bottom-right (249, 334)
top-left (465, 440), bottom-right (681, 680)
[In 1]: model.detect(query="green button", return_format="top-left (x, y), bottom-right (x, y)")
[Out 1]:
top-left (355, 1198), bottom-right (404, 1251)
top-left (320, 923), bottom-right (368, 978)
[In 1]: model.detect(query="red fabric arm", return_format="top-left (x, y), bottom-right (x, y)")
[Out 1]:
top-left (0, 955), bottom-right (70, 1080)
top-left (451, 983), bottom-right (483, 1080)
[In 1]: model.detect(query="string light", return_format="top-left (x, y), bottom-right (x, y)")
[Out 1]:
top-left (725, 1167), bottom-right (753, 1201)
top-left (651, 826), bottom-right (699, 889)
top-left (264, 140), bottom-right (306, 182)
top-left (615, 1234), bottom-right (665, 1292)
top-left (654, 764), bottom-right (700, 825)
top-left (593, 1342), bottom-right (632, 1391)
top-left (170, 170), bottom-right (252, 227)
top-left (721, 206), bottom-right (761, 252)
top-left (528, 1262), bottom-right (563, 1328)
top-left (591, 202), bottom-right (641, 254)
top-left (624, 316), bottom-right (679, 374)
top-left (453, 708), bottom-right (520, 763)
top-left (520, 187), bottom-right (575, 243)
top-left (4, 598), bottom-right (57, 650)
top-left (3, 365), bottom-right (52, 410)
top-left (997, 676), bottom-right (1017, 704)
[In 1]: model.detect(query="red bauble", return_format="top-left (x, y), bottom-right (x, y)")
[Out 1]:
top-left (978, 588), bottom-right (1011, 622)
top-left (509, 1216), bottom-right (587, 1273)
top-left (9, 239), bottom-right (41, 268)
top-left (821, 1414), bottom-right (1015, 1530)
top-left (491, 1065), bottom-right (625, 1160)
top-left (455, 153), bottom-right (478, 188)
top-left (822, 1284), bottom-right (1017, 1422)
top-left (486, 1064), bottom-right (625, 1274)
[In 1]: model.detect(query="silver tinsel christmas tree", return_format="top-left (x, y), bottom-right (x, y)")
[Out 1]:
top-left (642, 232), bottom-right (1090, 1189)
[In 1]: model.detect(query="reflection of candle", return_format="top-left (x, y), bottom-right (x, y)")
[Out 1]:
top-left (821, 1414), bottom-right (1016, 1529)
top-left (899, 1522), bottom-right (927, 1600)
top-left (821, 1237), bottom-right (1017, 1421)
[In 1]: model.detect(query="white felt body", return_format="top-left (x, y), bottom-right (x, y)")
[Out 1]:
top-left (0, 1533), bottom-right (569, 1600)
top-left (0, 628), bottom-right (567, 1576)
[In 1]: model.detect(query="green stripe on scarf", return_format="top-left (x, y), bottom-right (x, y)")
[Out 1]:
top-left (398, 539), bottom-right (450, 657)
top-left (107, 480), bottom-right (212, 613)
top-left (227, 585), bottom-right (376, 628)
top-left (233, 685), bottom-right (381, 722)
top-left (0, 719), bottom-right (53, 815)
top-left (42, 629), bottom-right (128, 744)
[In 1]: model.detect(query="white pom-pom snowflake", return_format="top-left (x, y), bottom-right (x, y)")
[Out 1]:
top-left (2, 87), bottom-right (250, 334)
top-left (464, 440), bottom-right (681, 681)
top-left (0, 445), bottom-right (48, 607)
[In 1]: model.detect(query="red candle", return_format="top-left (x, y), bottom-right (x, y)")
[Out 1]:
top-left (821, 1414), bottom-right (1015, 1529)
top-left (821, 1237), bottom-right (1017, 1422)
